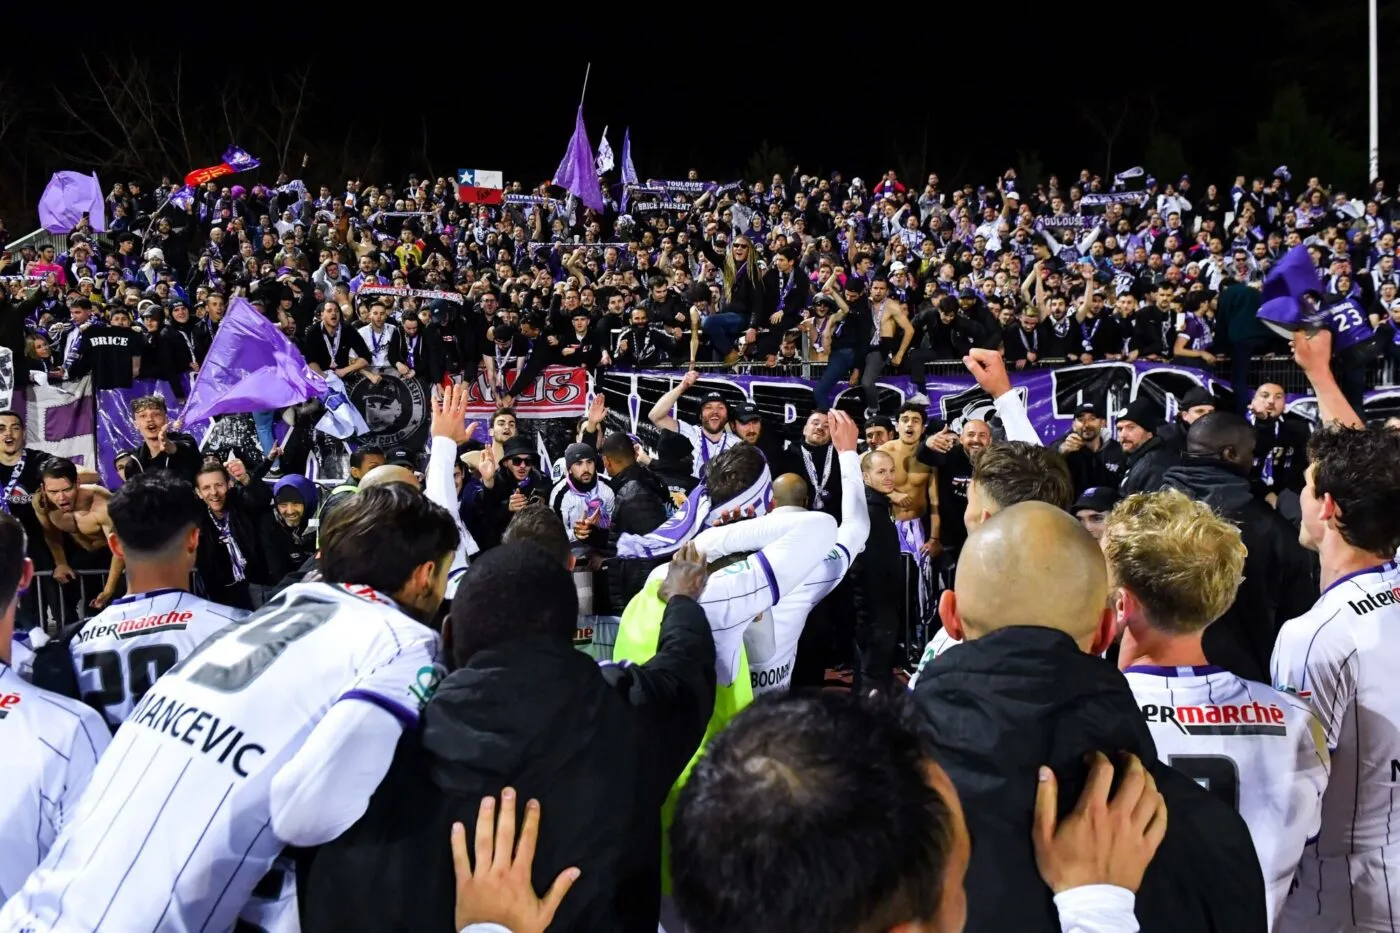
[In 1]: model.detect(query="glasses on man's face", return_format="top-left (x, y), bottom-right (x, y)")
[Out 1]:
top-left (506, 457), bottom-right (532, 467)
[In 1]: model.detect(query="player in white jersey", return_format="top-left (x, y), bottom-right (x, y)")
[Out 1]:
top-left (625, 443), bottom-right (838, 691)
top-left (690, 410), bottom-right (868, 696)
top-left (0, 484), bottom-right (461, 933)
top-left (1104, 489), bottom-right (1328, 927)
top-left (64, 473), bottom-right (249, 730)
top-left (0, 513), bottom-right (111, 905)
top-left (1270, 422), bottom-right (1400, 932)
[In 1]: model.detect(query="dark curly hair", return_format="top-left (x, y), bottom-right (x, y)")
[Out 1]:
top-left (1308, 423), bottom-right (1400, 556)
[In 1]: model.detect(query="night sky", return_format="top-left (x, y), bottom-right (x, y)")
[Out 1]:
top-left (2, 1), bottom-right (1398, 220)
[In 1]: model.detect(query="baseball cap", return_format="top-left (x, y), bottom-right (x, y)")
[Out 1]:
top-left (564, 442), bottom-right (596, 467)
top-left (1074, 403), bottom-right (1101, 419)
top-left (385, 448), bottom-right (418, 468)
top-left (958, 287), bottom-right (978, 300)
top-left (1180, 386), bottom-right (1215, 410)
top-left (732, 402), bottom-right (762, 424)
top-left (700, 390), bottom-right (727, 408)
top-left (1073, 486), bottom-right (1120, 514)
top-left (889, 261), bottom-right (907, 274)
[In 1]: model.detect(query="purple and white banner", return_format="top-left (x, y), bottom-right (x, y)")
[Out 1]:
top-left (21, 374), bottom-right (97, 468)
top-left (593, 362), bottom-right (1391, 453)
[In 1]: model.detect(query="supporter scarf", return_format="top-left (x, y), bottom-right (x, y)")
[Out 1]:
top-left (1081, 192), bottom-right (1149, 208)
top-left (616, 464), bottom-right (773, 559)
top-left (0, 452), bottom-right (26, 515)
top-left (357, 285), bottom-right (463, 305)
top-left (1036, 215), bottom-right (1094, 230)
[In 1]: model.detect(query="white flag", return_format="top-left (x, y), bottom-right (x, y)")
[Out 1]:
top-left (595, 126), bottom-right (615, 175)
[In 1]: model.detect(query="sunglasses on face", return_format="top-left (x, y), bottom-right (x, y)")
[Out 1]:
top-left (506, 457), bottom-right (533, 467)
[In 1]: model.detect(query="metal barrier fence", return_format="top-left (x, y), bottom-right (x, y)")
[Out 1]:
top-left (16, 569), bottom-right (116, 636)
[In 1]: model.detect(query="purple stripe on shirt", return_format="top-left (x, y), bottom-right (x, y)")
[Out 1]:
top-left (339, 689), bottom-right (419, 728)
top-left (755, 550), bottom-right (779, 604)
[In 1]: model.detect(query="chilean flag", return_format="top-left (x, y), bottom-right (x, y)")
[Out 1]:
top-left (457, 168), bottom-right (504, 205)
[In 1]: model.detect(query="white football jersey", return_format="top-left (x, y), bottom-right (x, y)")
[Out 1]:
top-left (643, 510), bottom-right (838, 687)
top-left (0, 581), bottom-right (441, 933)
top-left (1126, 664), bottom-right (1328, 926)
top-left (0, 661), bottom-right (110, 905)
top-left (692, 451), bottom-right (868, 696)
top-left (676, 420), bottom-right (739, 479)
top-left (1271, 561), bottom-right (1400, 928)
top-left (908, 627), bottom-right (959, 689)
top-left (70, 588), bottom-right (250, 729)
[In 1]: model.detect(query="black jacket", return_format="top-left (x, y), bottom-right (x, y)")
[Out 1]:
top-left (195, 474), bottom-right (273, 605)
top-left (300, 598), bottom-right (717, 933)
top-left (1118, 433), bottom-right (1179, 497)
top-left (915, 627), bottom-right (1268, 933)
top-left (1052, 433), bottom-right (1127, 499)
top-left (606, 464), bottom-right (671, 614)
top-left (850, 484), bottom-right (900, 619)
top-left (781, 441), bottom-right (842, 521)
top-left (1162, 459), bottom-right (1318, 682)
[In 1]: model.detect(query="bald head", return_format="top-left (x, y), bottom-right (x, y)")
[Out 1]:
top-left (1184, 411), bottom-right (1255, 470)
top-left (948, 501), bottom-right (1109, 651)
top-left (771, 472), bottom-right (809, 510)
top-left (358, 464), bottom-right (422, 492)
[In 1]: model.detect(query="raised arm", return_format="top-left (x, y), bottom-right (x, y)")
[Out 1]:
top-left (964, 348), bottom-right (1042, 445)
top-left (1292, 328), bottom-right (1363, 428)
top-left (427, 384), bottom-right (481, 562)
top-left (649, 369), bottom-right (698, 432)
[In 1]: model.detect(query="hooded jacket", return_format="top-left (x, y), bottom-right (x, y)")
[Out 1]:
top-left (1161, 458), bottom-right (1318, 681)
top-left (259, 474), bottom-right (319, 583)
top-left (299, 596), bottom-right (716, 933)
top-left (914, 626), bottom-right (1267, 933)
top-left (605, 463), bottom-right (671, 614)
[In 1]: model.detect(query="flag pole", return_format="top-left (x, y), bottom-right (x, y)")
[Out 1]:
top-left (580, 62), bottom-right (591, 106)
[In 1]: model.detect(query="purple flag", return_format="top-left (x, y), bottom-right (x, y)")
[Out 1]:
top-left (37, 171), bottom-right (107, 234)
top-left (179, 298), bottom-right (326, 424)
top-left (553, 105), bottom-right (605, 213)
top-left (222, 145), bottom-right (261, 173)
top-left (621, 128), bottom-right (638, 186)
top-left (1257, 245), bottom-right (1323, 337)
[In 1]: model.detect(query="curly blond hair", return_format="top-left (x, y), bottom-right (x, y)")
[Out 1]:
top-left (1102, 489), bottom-right (1246, 634)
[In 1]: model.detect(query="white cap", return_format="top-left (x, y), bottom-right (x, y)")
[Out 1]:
top-left (889, 261), bottom-right (907, 273)
top-left (145, 248), bottom-right (164, 262)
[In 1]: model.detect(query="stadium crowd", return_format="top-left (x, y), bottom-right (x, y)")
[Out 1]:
top-left (0, 157), bottom-right (1398, 932)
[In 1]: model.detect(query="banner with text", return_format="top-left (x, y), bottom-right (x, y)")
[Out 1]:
top-left (466, 365), bottom-right (589, 419)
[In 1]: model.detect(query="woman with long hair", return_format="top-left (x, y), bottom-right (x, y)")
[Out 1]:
top-left (696, 233), bottom-right (766, 366)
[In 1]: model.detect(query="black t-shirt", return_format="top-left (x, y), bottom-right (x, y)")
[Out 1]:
top-left (918, 444), bottom-right (972, 549)
top-left (830, 297), bottom-right (873, 352)
top-left (0, 449), bottom-right (52, 566)
top-left (303, 323), bottom-right (371, 370)
top-left (73, 325), bottom-right (138, 389)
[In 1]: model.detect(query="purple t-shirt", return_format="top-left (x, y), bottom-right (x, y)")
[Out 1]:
top-left (1180, 312), bottom-right (1214, 351)
top-left (1322, 298), bottom-right (1376, 352)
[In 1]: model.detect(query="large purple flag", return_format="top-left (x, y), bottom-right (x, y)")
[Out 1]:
top-left (554, 105), bottom-right (605, 213)
top-left (37, 171), bottom-right (107, 234)
top-left (1257, 245), bottom-right (1323, 337)
top-left (179, 298), bottom-right (326, 424)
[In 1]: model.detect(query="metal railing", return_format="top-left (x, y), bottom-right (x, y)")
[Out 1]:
top-left (16, 569), bottom-right (115, 636)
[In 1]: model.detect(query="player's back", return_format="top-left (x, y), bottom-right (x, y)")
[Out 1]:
top-left (744, 539), bottom-right (853, 696)
top-left (0, 581), bottom-right (440, 933)
top-left (0, 662), bottom-right (110, 904)
top-left (1126, 664), bottom-right (1328, 926)
top-left (69, 588), bottom-right (249, 729)
top-left (1271, 563), bottom-right (1400, 930)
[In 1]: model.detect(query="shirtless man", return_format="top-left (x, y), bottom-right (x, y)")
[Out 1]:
top-left (461, 407), bottom-right (517, 474)
top-left (857, 276), bottom-right (915, 417)
top-left (880, 402), bottom-right (938, 626)
top-left (34, 457), bottom-right (121, 610)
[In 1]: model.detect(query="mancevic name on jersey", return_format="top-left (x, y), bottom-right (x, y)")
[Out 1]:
top-left (74, 609), bottom-right (194, 644)
top-left (1139, 699), bottom-right (1289, 736)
